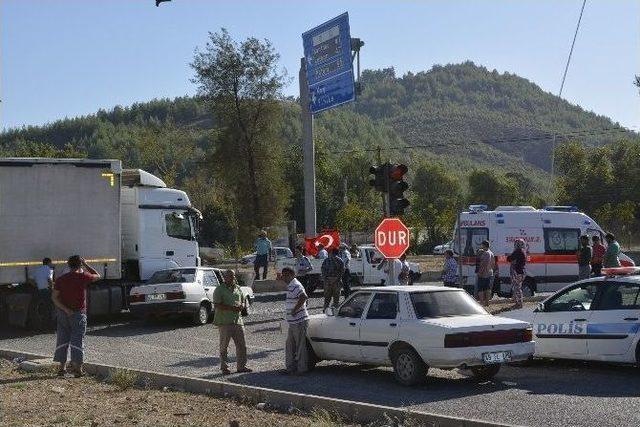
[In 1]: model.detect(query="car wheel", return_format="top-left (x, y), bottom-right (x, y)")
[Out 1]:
top-left (193, 303), bottom-right (210, 326)
top-left (636, 342), bottom-right (640, 368)
top-left (306, 339), bottom-right (319, 371)
top-left (391, 346), bottom-right (427, 386)
top-left (470, 364), bottom-right (501, 381)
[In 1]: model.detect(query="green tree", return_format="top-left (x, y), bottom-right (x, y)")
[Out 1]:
top-left (467, 169), bottom-right (520, 208)
top-left (191, 29), bottom-right (289, 244)
top-left (408, 162), bottom-right (462, 250)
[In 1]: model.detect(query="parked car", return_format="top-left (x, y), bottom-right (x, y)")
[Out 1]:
top-left (501, 267), bottom-right (640, 367)
top-left (128, 267), bottom-right (254, 325)
top-left (240, 247), bottom-right (293, 265)
top-left (306, 285), bottom-right (534, 385)
top-left (433, 240), bottom-right (453, 255)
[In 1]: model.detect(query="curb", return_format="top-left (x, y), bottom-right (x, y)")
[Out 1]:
top-left (1, 348), bottom-right (513, 427)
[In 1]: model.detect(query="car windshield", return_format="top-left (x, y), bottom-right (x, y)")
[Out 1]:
top-left (411, 291), bottom-right (487, 318)
top-left (147, 269), bottom-right (196, 284)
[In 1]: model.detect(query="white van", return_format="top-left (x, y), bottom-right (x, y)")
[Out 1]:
top-left (453, 205), bottom-right (635, 296)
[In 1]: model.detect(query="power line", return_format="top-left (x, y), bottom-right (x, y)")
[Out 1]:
top-left (550, 0), bottom-right (588, 201)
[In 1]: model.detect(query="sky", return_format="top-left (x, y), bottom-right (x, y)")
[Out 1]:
top-left (1, 0), bottom-right (639, 131)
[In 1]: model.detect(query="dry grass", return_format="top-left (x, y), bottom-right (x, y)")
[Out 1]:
top-left (0, 358), bottom-right (333, 426)
top-left (108, 368), bottom-right (139, 391)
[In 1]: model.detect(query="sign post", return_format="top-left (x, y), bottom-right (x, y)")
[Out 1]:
top-left (300, 12), bottom-right (357, 237)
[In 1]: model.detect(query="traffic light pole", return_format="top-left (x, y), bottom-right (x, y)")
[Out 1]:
top-left (299, 58), bottom-right (316, 238)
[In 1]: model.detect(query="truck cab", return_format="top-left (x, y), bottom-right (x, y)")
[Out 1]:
top-left (121, 169), bottom-right (201, 281)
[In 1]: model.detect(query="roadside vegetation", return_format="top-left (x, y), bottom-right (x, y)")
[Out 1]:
top-left (1, 31), bottom-right (638, 252)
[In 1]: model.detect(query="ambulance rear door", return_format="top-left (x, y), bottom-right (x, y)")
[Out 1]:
top-left (541, 212), bottom-right (580, 291)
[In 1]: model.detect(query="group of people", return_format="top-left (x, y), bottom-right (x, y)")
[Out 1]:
top-left (211, 266), bottom-right (311, 375)
top-left (439, 232), bottom-right (624, 310)
top-left (577, 232), bottom-right (622, 278)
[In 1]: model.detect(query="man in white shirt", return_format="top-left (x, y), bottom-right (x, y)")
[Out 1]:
top-left (281, 267), bottom-right (309, 375)
top-left (31, 258), bottom-right (54, 294)
top-left (316, 244), bottom-right (328, 259)
top-left (381, 258), bottom-right (403, 286)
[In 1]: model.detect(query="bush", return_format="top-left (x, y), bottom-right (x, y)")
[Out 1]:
top-left (109, 368), bottom-right (138, 391)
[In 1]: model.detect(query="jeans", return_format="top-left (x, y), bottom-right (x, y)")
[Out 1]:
top-left (254, 254), bottom-right (268, 280)
top-left (342, 269), bottom-right (351, 297)
top-left (53, 309), bottom-right (87, 365)
top-left (578, 265), bottom-right (591, 280)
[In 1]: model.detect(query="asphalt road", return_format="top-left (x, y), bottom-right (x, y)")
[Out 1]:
top-left (1, 293), bottom-right (639, 427)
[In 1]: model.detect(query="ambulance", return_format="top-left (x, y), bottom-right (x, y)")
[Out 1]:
top-left (453, 205), bottom-right (635, 296)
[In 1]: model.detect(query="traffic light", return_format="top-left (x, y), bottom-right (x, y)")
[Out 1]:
top-left (388, 164), bottom-right (409, 216)
top-left (369, 164), bottom-right (388, 192)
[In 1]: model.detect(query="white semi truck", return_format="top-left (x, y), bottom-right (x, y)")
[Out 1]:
top-left (0, 158), bottom-right (201, 329)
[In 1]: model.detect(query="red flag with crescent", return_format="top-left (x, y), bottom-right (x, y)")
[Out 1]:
top-left (304, 229), bottom-right (341, 257)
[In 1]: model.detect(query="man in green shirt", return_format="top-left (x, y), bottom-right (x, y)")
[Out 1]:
top-left (213, 270), bottom-right (251, 375)
top-left (604, 233), bottom-right (621, 268)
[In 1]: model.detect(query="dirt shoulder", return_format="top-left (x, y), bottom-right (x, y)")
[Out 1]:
top-left (0, 359), bottom-right (345, 427)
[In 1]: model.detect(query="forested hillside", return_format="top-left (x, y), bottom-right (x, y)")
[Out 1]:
top-left (2, 61), bottom-right (637, 249)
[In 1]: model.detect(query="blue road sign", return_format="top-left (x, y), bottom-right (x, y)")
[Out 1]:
top-left (302, 12), bottom-right (355, 113)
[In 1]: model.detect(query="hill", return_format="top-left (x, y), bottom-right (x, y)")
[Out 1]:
top-left (2, 61), bottom-right (637, 246)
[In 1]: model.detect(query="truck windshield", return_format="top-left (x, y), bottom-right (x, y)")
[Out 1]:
top-left (148, 269), bottom-right (196, 284)
top-left (165, 212), bottom-right (193, 241)
top-left (411, 291), bottom-right (487, 318)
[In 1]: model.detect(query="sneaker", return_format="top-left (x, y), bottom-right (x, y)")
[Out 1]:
top-left (57, 369), bottom-right (66, 377)
top-left (236, 367), bottom-right (253, 373)
top-left (70, 363), bottom-right (85, 378)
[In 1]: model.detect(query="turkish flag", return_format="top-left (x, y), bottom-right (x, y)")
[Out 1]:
top-left (304, 229), bottom-right (341, 257)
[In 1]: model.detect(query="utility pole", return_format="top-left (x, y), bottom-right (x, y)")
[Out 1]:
top-left (299, 58), bottom-right (316, 238)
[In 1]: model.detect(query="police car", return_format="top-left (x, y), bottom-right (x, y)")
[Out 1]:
top-left (502, 267), bottom-right (640, 366)
top-left (306, 286), bottom-right (535, 385)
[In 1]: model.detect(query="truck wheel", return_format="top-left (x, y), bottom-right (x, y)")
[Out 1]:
top-left (471, 364), bottom-right (501, 381)
top-left (193, 303), bottom-right (210, 326)
top-left (391, 346), bottom-right (427, 386)
top-left (636, 342), bottom-right (640, 369)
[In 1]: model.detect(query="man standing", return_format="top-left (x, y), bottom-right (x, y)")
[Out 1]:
top-left (577, 235), bottom-right (592, 280)
top-left (321, 249), bottom-right (344, 310)
top-left (253, 230), bottom-right (272, 281)
top-left (476, 241), bottom-right (494, 307)
top-left (213, 270), bottom-right (251, 375)
top-left (51, 256), bottom-right (101, 377)
top-left (338, 244), bottom-right (352, 297)
top-left (604, 233), bottom-right (621, 268)
top-left (316, 244), bottom-right (328, 260)
top-left (591, 235), bottom-right (606, 276)
top-left (31, 257), bottom-right (54, 296)
top-left (281, 267), bottom-right (309, 375)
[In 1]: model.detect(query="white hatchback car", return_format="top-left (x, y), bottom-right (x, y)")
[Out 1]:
top-left (128, 267), bottom-right (254, 325)
top-left (502, 267), bottom-right (640, 366)
top-left (306, 285), bottom-right (534, 385)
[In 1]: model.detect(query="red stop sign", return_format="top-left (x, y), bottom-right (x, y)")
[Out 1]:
top-left (375, 218), bottom-right (410, 259)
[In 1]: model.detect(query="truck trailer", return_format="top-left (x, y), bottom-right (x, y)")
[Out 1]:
top-left (0, 158), bottom-right (201, 329)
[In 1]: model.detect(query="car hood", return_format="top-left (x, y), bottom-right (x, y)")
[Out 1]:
top-left (420, 314), bottom-right (530, 331)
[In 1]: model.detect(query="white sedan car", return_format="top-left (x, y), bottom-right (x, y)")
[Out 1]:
top-left (306, 285), bottom-right (534, 385)
top-left (129, 267), bottom-right (254, 325)
top-left (502, 267), bottom-right (640, 366)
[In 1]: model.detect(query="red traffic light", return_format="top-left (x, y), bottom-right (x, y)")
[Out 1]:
top-left (389, 164), bottom-right (408, 181)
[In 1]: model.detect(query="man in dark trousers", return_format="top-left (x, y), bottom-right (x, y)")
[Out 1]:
top-left (51, 256), bottom-right (101, 377)
top-left (321, 249), bottom-right (345, 310)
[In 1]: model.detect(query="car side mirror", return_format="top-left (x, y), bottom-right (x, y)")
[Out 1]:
top-left (324, 307), bottom-right (335, 316)
top-left (534, 302), bottom-right (544, 312)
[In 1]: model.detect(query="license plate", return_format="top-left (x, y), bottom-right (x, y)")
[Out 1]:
top-left (147, 293), bottom-right (166, 301)
top-left (482, 351), bottom-right (512, 364)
